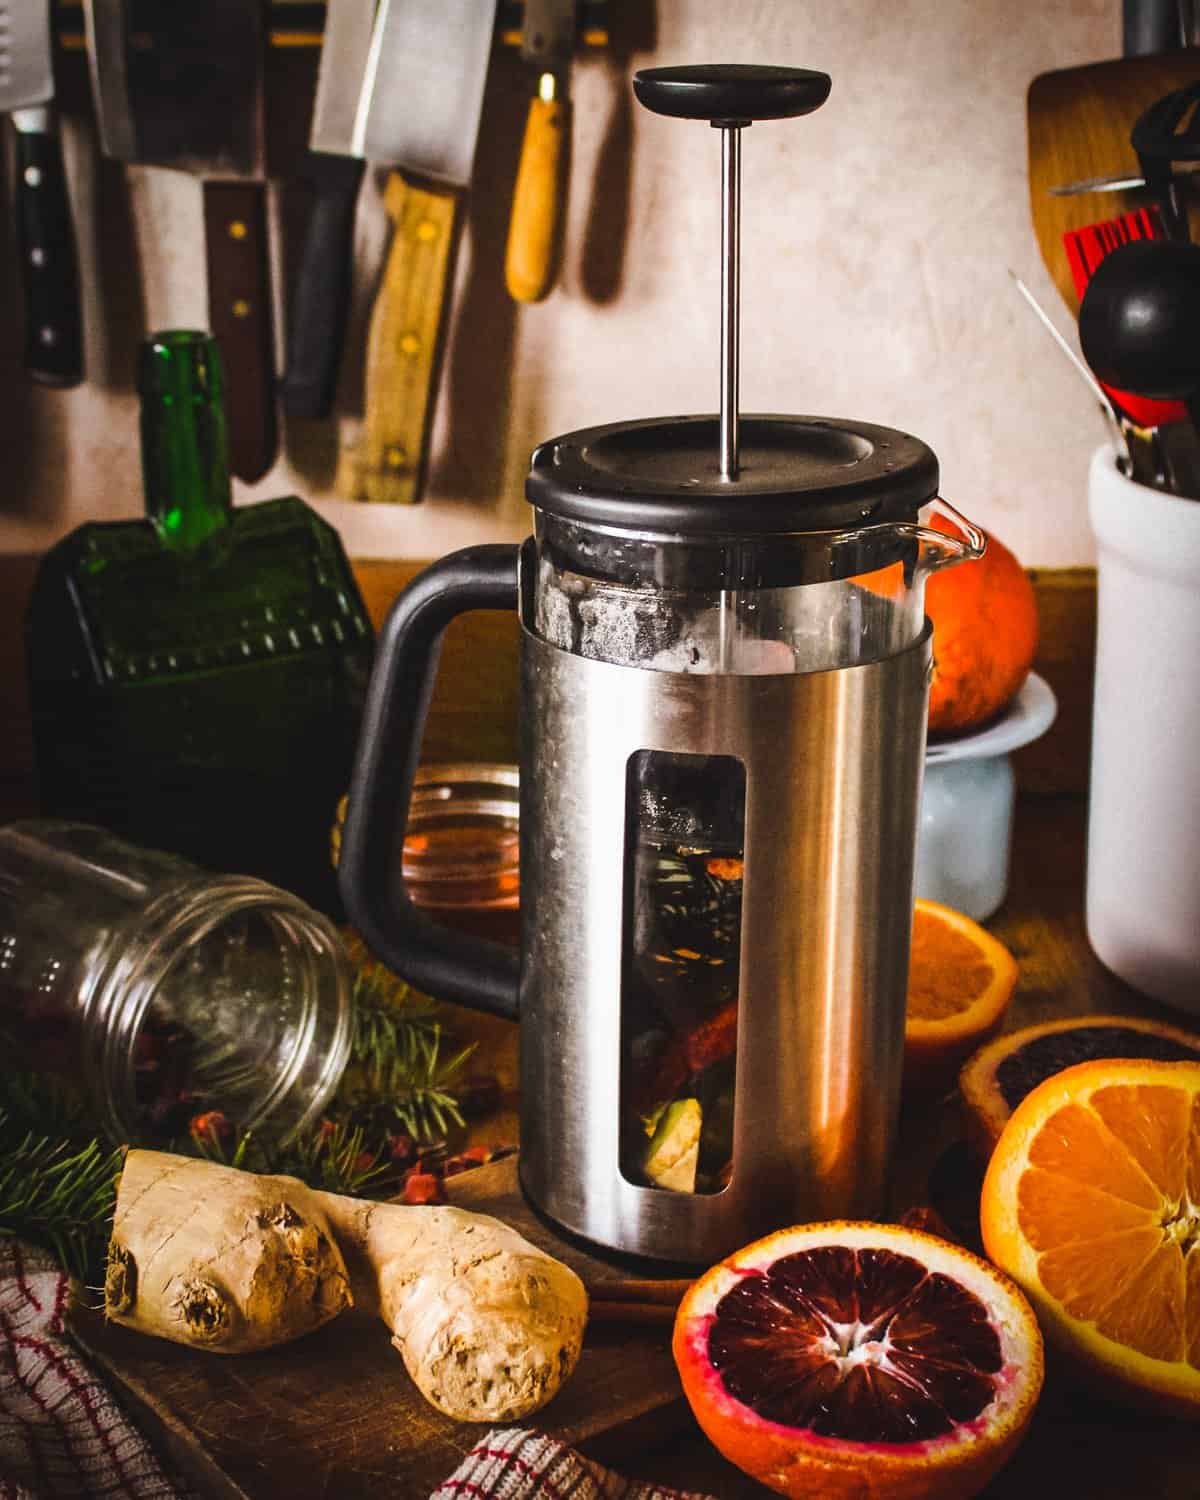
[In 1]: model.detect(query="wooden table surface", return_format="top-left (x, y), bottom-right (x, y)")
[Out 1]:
top-left (73, 793), bottom-right (1200, 1497)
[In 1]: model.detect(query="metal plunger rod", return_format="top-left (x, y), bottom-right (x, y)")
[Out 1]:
top-left (719, 123), bottom-right (742, 480)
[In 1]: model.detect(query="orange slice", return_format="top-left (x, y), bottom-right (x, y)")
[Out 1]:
top-left (981, 1058), bottom-right (1200, 1416)
top-left (904, 899), bottom-right (1019, 1092)
top-left (959, 1014), bottom-right (1200, 1160)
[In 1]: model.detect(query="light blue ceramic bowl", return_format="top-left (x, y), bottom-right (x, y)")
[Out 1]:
top-left (915, 674), bottom-right (1057, 921)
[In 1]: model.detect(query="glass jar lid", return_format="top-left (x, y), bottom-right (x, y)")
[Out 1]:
top-left (526, 414), bottom-right (939, 536)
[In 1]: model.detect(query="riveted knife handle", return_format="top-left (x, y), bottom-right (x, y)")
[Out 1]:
top-left (280, 153), bottom-right (365, 420)
top-left (505, 89), bottom-right (571, 303)
top-left (337, 173), bottom-right (459, 505)
top-left (203, 180), bottom-right (278, 482)
top-left (13, 112), bottom-right (83, 388)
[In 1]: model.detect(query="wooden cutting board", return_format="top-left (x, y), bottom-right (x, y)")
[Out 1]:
top-left (1027, 52), bottom-right (1200, 314)
top-left (69, 1155), bottom-right (688, 1500)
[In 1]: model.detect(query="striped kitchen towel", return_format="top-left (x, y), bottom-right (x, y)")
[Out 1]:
top-left (430, 1427), bottom-right (717, 1500)
top-left (0, 1240), bottom-right (185, 1499)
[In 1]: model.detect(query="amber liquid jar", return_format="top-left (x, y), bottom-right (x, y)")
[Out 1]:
top-left (398, 764), bottom-right (520, 947)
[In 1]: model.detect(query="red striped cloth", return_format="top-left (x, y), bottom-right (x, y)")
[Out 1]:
top-left (0, 1241), bottom-right (185, 1499)
top-left (430, 1428), bottom-right (716, 1500)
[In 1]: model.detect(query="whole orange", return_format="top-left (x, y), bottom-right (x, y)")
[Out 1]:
top-left (925, 518), bottom-right (1038, 735)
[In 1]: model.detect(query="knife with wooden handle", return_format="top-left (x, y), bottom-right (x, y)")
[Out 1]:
top-left (505, 0), bottom-right (576, 305)
top-left (204, 181), bottom-right (277, 484)
top-left (505, 73), bottom-right (572, 304)
top-left (313, 0), bottom-right (496, 504)
top-left (82, 0), bottom-right (278, 481)
top-left (337, 175), bottom-right (459, 504)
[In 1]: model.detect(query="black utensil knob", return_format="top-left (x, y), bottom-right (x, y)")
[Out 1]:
top-left (1079, 238), bottom-right (1200, 399)
top-left (633, 64), bottom-right (831, 126)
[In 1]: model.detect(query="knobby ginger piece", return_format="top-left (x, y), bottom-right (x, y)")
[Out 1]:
top-left (319, 1194), bottom-right (587, 1422)
top-left (106, 1150), bottom-right (588, 1423)
top-left (105, 1151), bottom-right (351, 1353)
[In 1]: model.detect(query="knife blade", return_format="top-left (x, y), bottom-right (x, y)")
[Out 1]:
top-left (505, 0), bottom-right (575, 304)
top-left (316, 0), bottom-right (497, 504)
top-left (0, 0), bottom-right (83, 386)
top-left (82, 0), bottom-right (278, 482)
top-left (1050, 162), bottom-right (1200, 196)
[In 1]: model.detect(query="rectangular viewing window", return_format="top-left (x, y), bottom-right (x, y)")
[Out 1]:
top-left (619, 750), bottom-right (745, 1196)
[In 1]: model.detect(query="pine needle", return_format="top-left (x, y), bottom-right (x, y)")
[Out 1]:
top-left (0, 1113), bottom-right (120, 1282)
top-left (0, 955), bottom-right (481, 1280)
top-left (336, 966), bottom-right (475, 1142)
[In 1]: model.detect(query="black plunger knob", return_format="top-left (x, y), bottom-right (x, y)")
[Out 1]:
top-left (632, 64), bottom-right (831, 126)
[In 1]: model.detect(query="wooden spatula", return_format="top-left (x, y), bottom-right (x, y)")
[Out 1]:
top-left (1027, 52), bottom-right (1200, 315)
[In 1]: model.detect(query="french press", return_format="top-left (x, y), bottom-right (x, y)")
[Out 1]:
top-left (339, 65), bottom-right (984, 1262)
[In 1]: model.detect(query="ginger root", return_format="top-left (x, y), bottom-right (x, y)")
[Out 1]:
top-left (106, 1151), bottom-right (588, 1423)
top-left (104, 1151), bottom-right (351, 1353)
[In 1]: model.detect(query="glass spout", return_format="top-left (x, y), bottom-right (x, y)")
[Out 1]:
top-left (847, 497), bottom-right (986, 584)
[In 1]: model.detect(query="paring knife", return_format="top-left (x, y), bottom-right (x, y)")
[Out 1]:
top-left (315, 0), bottom-right (497, 505)
top-left (82, 0), bottom-right (278, 482)
top-left (1, 0), bottom-right (83, 386)
top-left (505, 0), bottom-right (575, 304)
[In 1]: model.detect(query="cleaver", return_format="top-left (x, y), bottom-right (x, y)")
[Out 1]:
top-left (314, 0), bottom-right (496, 504)
top-left (82, 0), bottom-right (278, 481)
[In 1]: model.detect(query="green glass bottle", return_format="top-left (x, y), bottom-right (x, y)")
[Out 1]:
top-left (26, 331), bottom-right (373, 915)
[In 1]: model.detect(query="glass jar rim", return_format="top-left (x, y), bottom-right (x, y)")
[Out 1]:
top-left (81, 875), bottom-right (353, 1146)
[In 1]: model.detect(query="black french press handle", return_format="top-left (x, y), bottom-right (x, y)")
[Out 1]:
top-left (337, 544), bottom-right (522, 1021)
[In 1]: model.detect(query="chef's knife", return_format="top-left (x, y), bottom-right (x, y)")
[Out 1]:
top-left (315, 0), bottom-right (496, 504)
top-left (279, 150), bottom-right (364, 421)
top-left (82, 0), bottom-right (278, 482)
top-left (278, 1), bottom-right (371, 423)
top-left (505, 0), bottom-right (575, 303)
top-left (1, 0), bottom-right (83, 386)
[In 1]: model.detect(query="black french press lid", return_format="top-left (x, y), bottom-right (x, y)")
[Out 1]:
top-left (526, 65), bottom-right (939, 535)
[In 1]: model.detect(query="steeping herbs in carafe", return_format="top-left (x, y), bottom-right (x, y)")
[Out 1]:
top-left (621, 752), bottom-right (745, 1196)
top-left (26, 331), bottom-right (373, 915)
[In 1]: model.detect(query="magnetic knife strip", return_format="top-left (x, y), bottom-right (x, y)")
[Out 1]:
top-left (52, 3), bottom-right (611, 51)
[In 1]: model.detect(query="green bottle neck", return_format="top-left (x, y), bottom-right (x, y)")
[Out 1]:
top-left (139, 331), bottom-right (233, 551)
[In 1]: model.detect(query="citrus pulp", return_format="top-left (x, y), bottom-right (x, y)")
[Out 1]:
top-left (903, 900), bottom-right (1019, 1092)
top-left (960, 1013), bottom-right (1200, 1158)
top-left (981, 1057), bottom-right (1200, 1416)
top-left (673, 1220), bottom-right (1043, 1500)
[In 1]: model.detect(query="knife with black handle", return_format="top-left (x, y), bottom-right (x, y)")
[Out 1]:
top-left (12, 106), bottom-right (84, 387)
top-left (280, 151), bottom-right (365, 420)
top-left (2, 0), bottom-right (84, 388)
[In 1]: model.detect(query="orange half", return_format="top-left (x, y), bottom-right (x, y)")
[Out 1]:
top-left (904, 900), bottom-right (1019, 1091)
top-left (981, 1058), bottom-right (1200, 1416)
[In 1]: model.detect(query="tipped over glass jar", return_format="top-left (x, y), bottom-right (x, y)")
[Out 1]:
top-left (0, 821), bottom-right (353, 1145)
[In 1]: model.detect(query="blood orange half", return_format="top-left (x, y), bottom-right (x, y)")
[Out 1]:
top-left (673, 1222), bottom-right (1043, 1500)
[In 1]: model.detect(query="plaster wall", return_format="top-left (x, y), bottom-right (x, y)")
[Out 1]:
top-left (1, 0), bottom-right (1123, 566)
